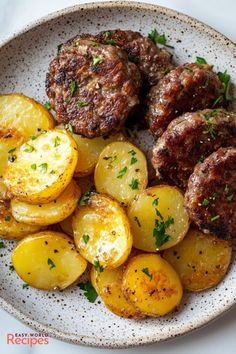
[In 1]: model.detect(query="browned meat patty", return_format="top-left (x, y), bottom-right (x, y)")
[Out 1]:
top-left (97, 30), bottom-right (174, 86)
top-left (46, 38), bottom-right (141, 137)
top-left (185, 147), bottom-right (236, 239)
top-left (146, 63), bottom-right (224, 137)
top-left (152, 109), bottom-right (236, 189)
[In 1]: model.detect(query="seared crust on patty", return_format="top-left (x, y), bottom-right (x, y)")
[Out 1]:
top-left (146, 63), bottom-right (224, 137)
top-left (184, 147), bottom-right (236, 239)
top-left (96, 29), bottom-right (142, 47)
top-left (46, 38), bottom-right (141, 137)
top-left (152, 109), bottom-right (236, 189)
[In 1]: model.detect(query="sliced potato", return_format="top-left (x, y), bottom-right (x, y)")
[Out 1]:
top-left (0, 93), bottom-right (54, 141)
top-left (91, 266), bottom-right (144, 319)
top-left (122, 253), bottom-right (183, 316)
top-left (60, 215), bottom-right (74, 237)
top-left (73, 193), bottom-right (132, 269)
top-left (95, 141), bottom-right (148, 205)
top-left (0, 201), bottom-right (43, 239)
top-left (127, 185), bottom-right (189, 252)
top-left (11, 180), bottom-right (81, 226)
top-left (0, 128), bottom-right (24, 200)
top-left (12, 231), bottom-right (87, 290)
top-left (4, 129), bottom-right (78, 203)
top-left (163, 228), bottom-right (232, 291)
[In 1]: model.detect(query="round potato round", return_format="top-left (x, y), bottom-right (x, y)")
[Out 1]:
top-left (11, 180), bottom-right (81, 226)
top-left (95, 141), bottom-right (148, 205)
top-left (4, 129), bottom-right (78, 204)
top-left (0, 93), bottom-right (54, 141)
top-left (73, 193), bottom-right (132, 269)
top-left (163, 228), bottom-right (232, 291)
top-left (122, 253), bottom-right (183, 316)
top-left (0, 201), bottom-right (43, 239)
top-left (127, 185), bottom-right (189, 251)
top-left (91, 266), bottom-right (144, 319)
top-left (12, 231), bottom-right (87, 290)
top-left (0, 128), bottom-right (24, 200)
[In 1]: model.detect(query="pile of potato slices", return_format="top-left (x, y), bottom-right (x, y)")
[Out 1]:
top-left (0, 93), bottom-right (232, 319)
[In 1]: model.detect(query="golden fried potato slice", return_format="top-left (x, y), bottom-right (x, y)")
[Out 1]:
top-left (0, 93), bottom-right (54, 140)
top-left (91, 266), bottom-right (144, 319)
top-left (0, 201), bottom-right (43, 239)
top-left (12, 231), bottom-right (87, 290)
top-left (127, 185), bottom-right (189, 251)
top-left (163, 228), bottom-right (232, 291)
top-left (11, 180), bottom-right (81, 226)
top-left (73, 193), bottom-right (132, 269)
top-left (0, 128), bottom-right (24, 200)
top-left (95, 141), bottom-right (148, 205)
top-left (4, 129), bottom-right (78, 203)
top-left (122, 253), bottom-right (183, 316)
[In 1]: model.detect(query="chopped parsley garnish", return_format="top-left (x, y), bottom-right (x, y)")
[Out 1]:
top-left (94, 259), bottom-right (104, 273)
top-left (57, 43), bottom-right (63, 54)
top-left (30, 130), bottom-right (47, 140)
top-left (202, 198), bottom-right (210, 206)
top-left (153, 216), bottom-right (174, 248)
top-left (22, 283), bottom-right (29, 289)
top-left (217, 70), bottom-right (234, 102)
top-left (67, 123), bottom-right (74, 133)
top-left (47, 258), bottom-right (56, 270)
top-left (195, 56), bottom-right (207, 64)
top-left (44, 101), bottom-right (51, 111)
top-left (78, 281), bottom-right (98, 303)
top-left (129, 178), bottom-right (139, 190)
top-left (128, 54), bottom-right (139, 63)
top-left (134, 216), bottom-right (141, 227)
top-left (152, 198), bottom-right (159, 206)
top-left (130, 156), bottom-right (138, 165)
top-left (128, 150), bottom-right (137, 156)
top-left (72, 42), bottom-right (78, 47)
top-left (211, 215), bottom-right (220, 222)
top-left (155, 208), bottom-right (163, 220)
top-left (82, 234), bottom-right (90, 244)
top-left (77, 101), bottom-right (89, 107)
top-left (8, 147), bottom-right (16, 154)
top-left (54, 136), bottom-right (61, 147)
top-left (202, 112), bottom-right (217, 139)
top-left (103, 155), bottom-right (117, 166)
top-left (142, 267), bottom-right (153, 280)
top-left (38, 163), bottom-right (48, 174)
top-left (198, 155), bottom-right (205, 163)
top-left (103, 31), bottom-right (117, 45)
top-left (70, 80), bottom-right (76, 97)
top-left (31, 163), bottom-right (37, 170)
top-left (9, 265), bottom-right (14, 272)
top-left (185, 67), bottom-right (193, 72)
top-left (148, 29), bottom-right (174, 49)
top-left (4, 215), bottom-right (11, 222)
top-left (227, 194), bottom-right (234, 202)
top-left (92, 55), bottom-right (104, 66)
top-left (23, 144), bottom-right (35, 153)
top-left (224, 184), bottom-right (230, 194)
top-left (0, 241), bottom-right (5, 249)
top-left (79, 190), bottom-right (92, 206)
top-left (212, 192), bottom-right (220, 200)
top-left (117, 166), bottom-right (128, 179)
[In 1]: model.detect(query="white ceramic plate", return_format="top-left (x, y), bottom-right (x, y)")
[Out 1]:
top-left (0, 1), bottom-right (236, 348)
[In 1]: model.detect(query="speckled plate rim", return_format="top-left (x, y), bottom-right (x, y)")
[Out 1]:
top-left (0, 1), bottom-right (236, 348)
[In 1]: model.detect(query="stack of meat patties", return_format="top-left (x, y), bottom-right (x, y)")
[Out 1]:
top-left (46, 29), bottom-right (236, 240)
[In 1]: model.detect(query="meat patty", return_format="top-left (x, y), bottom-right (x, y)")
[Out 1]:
top-left (46, 38), bottom-right (141, 137)
top-left (185, 147), bottom-right (236, 239)
top-left (97, 30), bottom-right (174, 86)
top-left (146, 63), bottom-right (224, 137)
top-left (152, 109), bottom-right (236, 189)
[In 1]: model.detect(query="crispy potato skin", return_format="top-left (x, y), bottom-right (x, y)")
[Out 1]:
top-left (4, 129), bottom-right (78, 204)
top-left (91, 266), bottom-right (144, 319)
top-left (127, 185), bottom-right (189, 251)
top-left (0, 128), bottom-right (24, 200)
top-left (73, 193), bottom-right (132, 269)
top-left (163, 229), bottom-right (232, 291)
top-left (11, 180), bottom-right (81, 226)
top-left (12, 231), bottom-right (87, 290)
top-left (95, 141), bottom-right (148, 205)
top-left (122, 253), bottom-right (183, 316)
top-left (0, 93), bottom-right (54, 140)
top-left (0, 201), bottom-right (43, 239)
